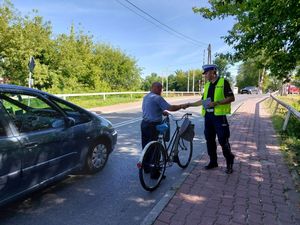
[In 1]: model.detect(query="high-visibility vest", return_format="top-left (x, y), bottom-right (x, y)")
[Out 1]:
top-left (202, 78), bottom-right (231, 116)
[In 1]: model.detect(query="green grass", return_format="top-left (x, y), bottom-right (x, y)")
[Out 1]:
top-left (64, 93), bottom-right (190, 109)
top-left (277, 95), bottom-right (300, 111)
top-left (265, 96), bottom-right (300, 190)
top-left (66, 94), bottom-right (144, 109)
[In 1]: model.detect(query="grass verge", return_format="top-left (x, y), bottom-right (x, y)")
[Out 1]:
top-left (66, 94), bottom-right (144, 109)
top-left (63, 93), bottom-right (193, 109)
top-left (264, 96), bottom-right (300, 191)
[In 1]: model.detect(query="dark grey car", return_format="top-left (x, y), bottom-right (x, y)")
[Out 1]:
top-left (240, 86), bottom-right (259, 94)
top-left (0, 84), bottom-right (117, 206)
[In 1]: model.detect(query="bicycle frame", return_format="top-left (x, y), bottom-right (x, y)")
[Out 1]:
top-left (159, 114), bottom-right (188, 163)
top-left (137, 112), bottom-right (193, 191)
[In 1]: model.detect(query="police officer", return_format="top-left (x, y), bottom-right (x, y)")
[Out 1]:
top-left (141, 82), bottom-right (188, 178)
top-left (187, 64), bottom-right (235, 174)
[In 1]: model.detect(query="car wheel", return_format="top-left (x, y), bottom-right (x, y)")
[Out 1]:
top-left (85, 141), bottom-right (109, 174)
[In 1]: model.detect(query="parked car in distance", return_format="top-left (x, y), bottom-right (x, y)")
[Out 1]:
top-left (240, 86), bottom-right (259, 94)
top-left (287, 84), bottom-right (300, 94)
top-left (0, 84), bottom-right (117, 206)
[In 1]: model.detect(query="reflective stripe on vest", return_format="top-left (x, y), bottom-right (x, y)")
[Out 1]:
top-left (202, 78), bottom-right (231, 116)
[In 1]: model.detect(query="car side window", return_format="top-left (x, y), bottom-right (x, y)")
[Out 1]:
top-left (50, 97), bottom-right (91, 125)
top-left (0, 121), bottom-right (6, 136)
top-left (0, 93), bottom-right (65, 133)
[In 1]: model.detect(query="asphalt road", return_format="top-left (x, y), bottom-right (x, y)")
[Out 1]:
top-left (0, 94), bottom-right (261, 225)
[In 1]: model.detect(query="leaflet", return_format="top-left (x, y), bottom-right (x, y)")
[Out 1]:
top-left (202, 97), bottom-right (211, 109)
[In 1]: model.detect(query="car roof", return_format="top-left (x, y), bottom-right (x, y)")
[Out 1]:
top-left (0, 84), bottom-right (50, 95)
top-left (0, 84), bottom-right (94, 115)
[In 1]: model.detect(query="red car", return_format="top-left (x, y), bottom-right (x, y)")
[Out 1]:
top-left (288, 85), bottom-right (300, 94)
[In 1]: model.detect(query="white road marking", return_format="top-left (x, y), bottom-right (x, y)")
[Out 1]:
top-left (113, 117), bottom-right (142, 128)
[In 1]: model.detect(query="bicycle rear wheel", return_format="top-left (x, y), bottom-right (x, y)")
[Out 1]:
top-left (176, 137), bottom-right (193, 168)
top-left (138, 141), bottom-right (166, 191)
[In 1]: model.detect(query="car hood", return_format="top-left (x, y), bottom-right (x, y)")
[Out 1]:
top-left (90, 112), bottom-right (114, 129)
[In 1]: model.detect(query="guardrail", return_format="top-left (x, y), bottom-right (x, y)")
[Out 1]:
top-left (55, 91), bottom-right (200, 101)
top-left (270, 93), bottom-right (300, 130)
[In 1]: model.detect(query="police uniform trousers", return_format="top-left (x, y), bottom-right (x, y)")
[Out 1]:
top-left (204, 112), bottom-right (234, 164)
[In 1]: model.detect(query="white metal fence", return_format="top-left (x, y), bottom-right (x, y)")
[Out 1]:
top-left (55, 91), bottom-right (200, 101)
top-left (270, 93), bottom-right (300, 130)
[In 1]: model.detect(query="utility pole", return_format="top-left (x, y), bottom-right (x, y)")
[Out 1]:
top-left (166, 74), bottom-right (169, 97)
top-left (207, 44), bottom-right (211, 64)
top-left (192, 70), bottom-right (195, 93)
top-left (187, 70), bottom-right (190, 93)
top-left (203, 49), bottom-right (206, 65)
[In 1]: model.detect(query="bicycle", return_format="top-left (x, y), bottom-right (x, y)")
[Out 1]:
top-left (137, 113), bottom-right (195, 191)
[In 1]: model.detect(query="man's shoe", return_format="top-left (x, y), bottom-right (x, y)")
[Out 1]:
top-left (204, 163), bottom-right (218, 170)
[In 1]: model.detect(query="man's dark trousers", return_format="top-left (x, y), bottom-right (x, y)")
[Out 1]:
top-left (204, 112), bottom-right (234, 164)
top-left (141, 120), bottom-right (160, 149)
top-left (141, 120), bottom-right (162, 174)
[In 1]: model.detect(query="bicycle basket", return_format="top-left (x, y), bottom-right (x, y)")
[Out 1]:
top-left (179, 118), bottom-right (195, 141)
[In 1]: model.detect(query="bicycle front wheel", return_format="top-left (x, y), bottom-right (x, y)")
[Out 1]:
top-left (176, 137), bottom-right (193, 168)
top-left (138, 141), bottom-right (166, 191)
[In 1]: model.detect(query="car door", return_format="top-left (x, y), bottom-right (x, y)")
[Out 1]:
top-left (48, 96), bottom-right (93, 163)
top-left (0, 104), bottom-right (22, 205)
top-left (0, 91), bottom-right (76, 188)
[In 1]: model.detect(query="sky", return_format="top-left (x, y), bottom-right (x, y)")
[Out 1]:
top-left (9, 0), bottom-right (239, 78)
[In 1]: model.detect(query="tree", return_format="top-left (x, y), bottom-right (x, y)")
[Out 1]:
top-left (174, 70), bottom-right (188, 91)
top-left (50, 26), bottom-right (96, 92)
top-left (95, 44), bottom-right (141, 91)
top-left (142, 73), bottom-right (162, 91)
top-left (193, 0), bottom-right (300, 79)
top-left (213, 55), bottom-right (234, 84)
top-left (236, 59), bottom-right (260, 90)
top-left (0, 1), bottom-right (142, 93)
top-left (0, 2), bottom-right (53, 86)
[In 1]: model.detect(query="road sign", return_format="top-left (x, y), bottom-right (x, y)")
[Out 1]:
top-left (28, 56), bottom-right (35, 73)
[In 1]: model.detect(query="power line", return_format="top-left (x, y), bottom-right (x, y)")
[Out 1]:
top-left (124, 0), bottom-right (207, 46)
top-left (115, 0), bottom-right (189, 42)
top-left (116, 0), bottom-right (207, 47)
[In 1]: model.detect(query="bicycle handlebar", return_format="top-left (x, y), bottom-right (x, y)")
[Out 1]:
top-left (163, 112), bottom-right (192, 122)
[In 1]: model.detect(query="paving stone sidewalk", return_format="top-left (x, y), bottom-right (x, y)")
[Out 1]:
top-left (153, 97), bottom-right (300, 225)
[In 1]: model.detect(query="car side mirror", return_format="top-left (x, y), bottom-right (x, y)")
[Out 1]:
top-left (65, 117), bottom-right (75, 127)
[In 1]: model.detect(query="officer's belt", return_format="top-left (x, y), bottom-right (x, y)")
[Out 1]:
top-left (206, 108), bottom-right (214, 112)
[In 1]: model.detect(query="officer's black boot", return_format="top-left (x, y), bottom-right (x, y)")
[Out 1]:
top-left (225, 155), bottom-right (235, 174)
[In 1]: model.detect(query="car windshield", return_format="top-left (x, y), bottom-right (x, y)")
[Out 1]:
top-left (0, 92), bottom-right (64, 132)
